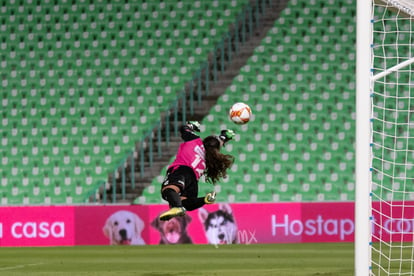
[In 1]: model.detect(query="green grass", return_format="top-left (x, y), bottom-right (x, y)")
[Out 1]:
top-left (0, 243), bottom-right (354, 276)
top-left (370, 242), bottom-right (414, 275)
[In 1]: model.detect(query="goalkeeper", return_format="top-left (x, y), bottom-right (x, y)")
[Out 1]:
top-left (159, 121), bottom-right (235, 221)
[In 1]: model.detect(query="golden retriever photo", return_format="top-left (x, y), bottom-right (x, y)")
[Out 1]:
top-left (103, 210), bottom-right (146, 245)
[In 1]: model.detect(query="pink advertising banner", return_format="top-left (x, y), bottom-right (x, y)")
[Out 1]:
top-left (0, 206), bottom-right (74, 246)
top-left (0, 201), bottom-right (411, 246)
top-left (371, 201), bottom-right (414, 243)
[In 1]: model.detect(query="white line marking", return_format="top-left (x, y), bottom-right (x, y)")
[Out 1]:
top-left (0, 262), bottom-right (44, 271)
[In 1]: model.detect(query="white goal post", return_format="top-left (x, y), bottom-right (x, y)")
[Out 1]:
top-left (356, 0), bottom-right (414, 275)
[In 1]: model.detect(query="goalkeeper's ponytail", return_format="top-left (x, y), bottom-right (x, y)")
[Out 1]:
top-left (203, 136), bottom-right (234, 184)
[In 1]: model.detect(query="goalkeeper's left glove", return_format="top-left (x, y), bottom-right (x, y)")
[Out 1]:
top-left (219, 129), bottom-right (235, 144)
top-left (204, 191), bottom-right (216, 204)
top-left (186, 121), bottom-right (201, 132)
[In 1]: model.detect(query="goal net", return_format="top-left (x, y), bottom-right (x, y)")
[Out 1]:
top-left (357, 0), bottom-right (414, 275)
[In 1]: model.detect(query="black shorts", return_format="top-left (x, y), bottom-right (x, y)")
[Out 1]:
top-left (161, 165), bottom-right (198, 198)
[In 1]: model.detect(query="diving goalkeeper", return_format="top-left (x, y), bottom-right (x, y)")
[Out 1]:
top-left (159, 121), bottom-right (235, 221)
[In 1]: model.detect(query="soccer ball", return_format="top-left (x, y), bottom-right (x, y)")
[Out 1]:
top-left (228, 102), bottom-right (252, 124)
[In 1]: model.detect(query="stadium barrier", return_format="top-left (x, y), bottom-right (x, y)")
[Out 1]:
top-left (0, 201), bottom-right (409, 247)
top-left (0, 202), bottom-right (347, 246)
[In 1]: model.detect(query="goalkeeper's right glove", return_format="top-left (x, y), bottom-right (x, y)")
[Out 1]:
top-left (219, 129), bottom-right (235, 144)
top-left (186, 121), bottom-right (201, 132)
top-left (204, 191), bottom-right (216, 204)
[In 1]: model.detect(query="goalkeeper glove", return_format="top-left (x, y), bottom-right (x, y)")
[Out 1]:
top-left (219, 129), bottom-right (235, 144)
top-left (204, 191), bottom-right (216, 204)
top-left (186, 121), bottom-right (201, 132)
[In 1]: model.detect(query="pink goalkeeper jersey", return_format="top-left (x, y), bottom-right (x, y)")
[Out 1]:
top-left (168, 138), bottom-right (206, 180)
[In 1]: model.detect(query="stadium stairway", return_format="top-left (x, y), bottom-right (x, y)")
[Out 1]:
top-left (107, 0), bottom-right (290, 203)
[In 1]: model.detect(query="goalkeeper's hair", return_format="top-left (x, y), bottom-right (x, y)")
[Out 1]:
top-left (203, 136), bottom-right (234, 185)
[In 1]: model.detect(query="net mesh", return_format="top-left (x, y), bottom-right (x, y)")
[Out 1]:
top-left (370, 1), bottom-right (414, 275)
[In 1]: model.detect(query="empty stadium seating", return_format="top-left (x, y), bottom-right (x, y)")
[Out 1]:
top-left (0, 0), bottom-right (250, 204)
top-left (2, 0), bottom-right (370, 205)
top-left (137, 0), bottom-right (357, 204)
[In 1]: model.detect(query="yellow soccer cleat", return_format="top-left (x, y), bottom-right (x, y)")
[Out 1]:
top-left (159, 207), bottom-right (186, 221)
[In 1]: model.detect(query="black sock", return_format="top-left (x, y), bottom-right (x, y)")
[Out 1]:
top-left (161, 188), bottom-right (183, 208)
top-left (182, 197), bottom-right (205, 211)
